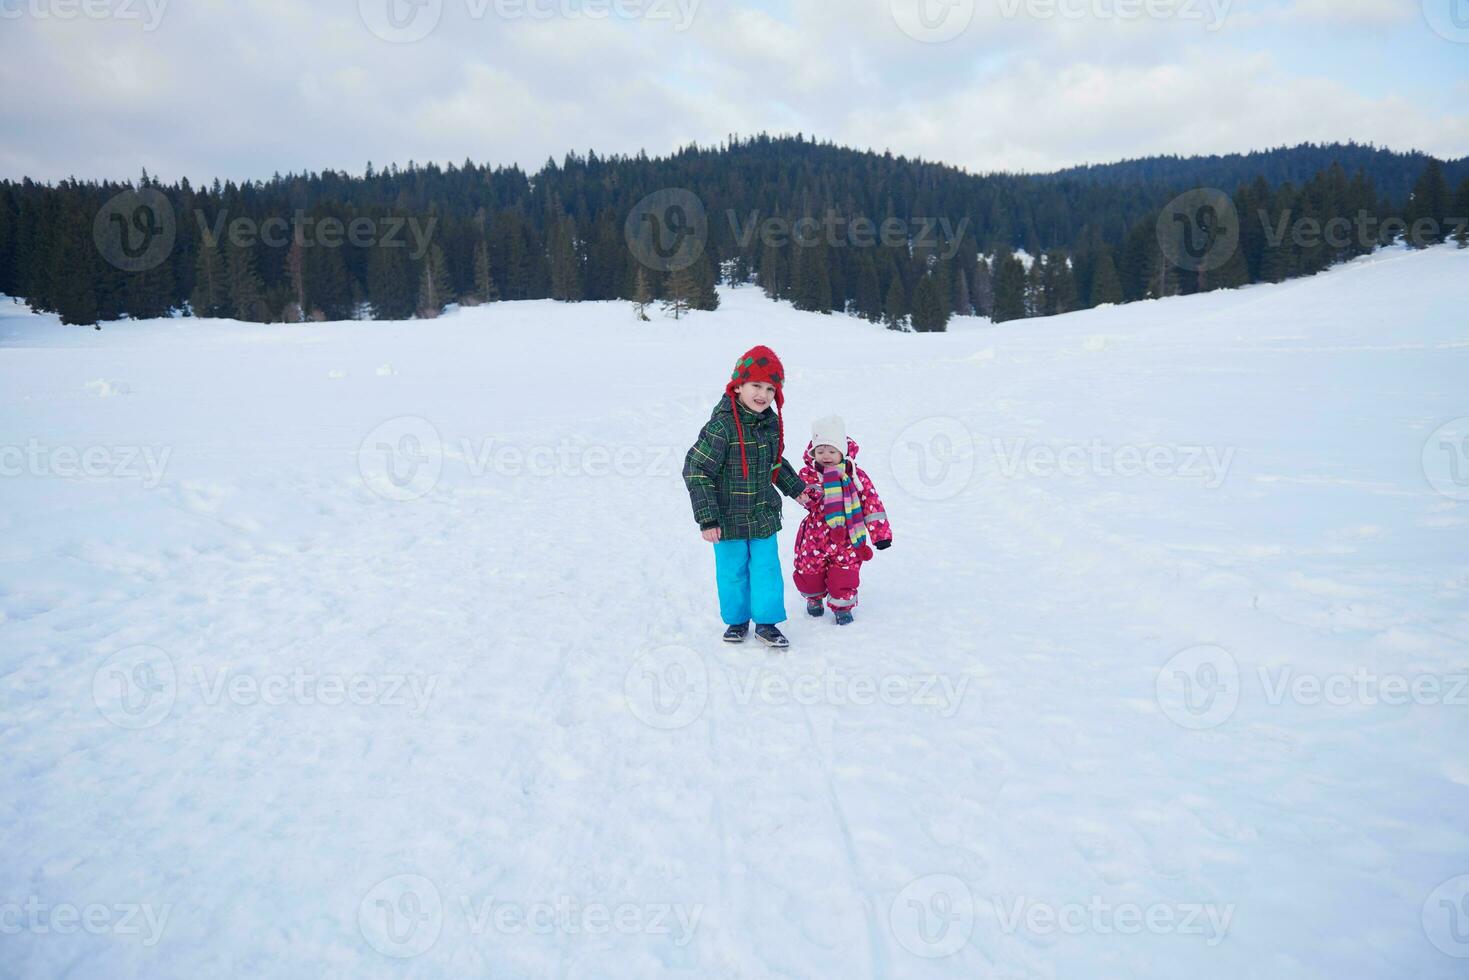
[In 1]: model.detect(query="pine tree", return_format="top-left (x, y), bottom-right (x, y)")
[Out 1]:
top-left (731, 249), bottom-right (755, 288)
top-left (1089, 247), bottom-right (1122, 306)
top-left (1405, 159), bottom-right (1452, 248)
top-left (1453, 179), bottom-right (1469, 248)
top-left (933, 253), bottom-right (953, 320)
top-left (792, 239), bottom-right (832, 313)
top-left (991, 250), bottom-right (1027, 323)
top-left (662, 265), bottom-right (697, 319)
top-left (1151, 209), bottom-right (1190, 299)
top-left (1041, 249), bottom-right (1076, 315)
top-left (472, 238), bottom-right (499, 303)
top-left (910, 273), bottom-right (949, 332)
top-left (53, 193), bottom-right (99, 326)
top-left (29, 193), bottom-right (62, 313)
top-left (1214, 233), bottom-right (1251, 290)
top-left (225, 241), bottom-right (267, 321)
top-left (494, 210), bottom-right (533, 300)
top-left (171, 178), bottom-right (198, 307)
top-left (349, 278), bottom-right (368, 319)
top-left (0, 187), bottom-right (17, 298)
top-left (303, 238), bottom-right (354, 320)
top-left (952, 265), bottom-right (973, 318)
top-left (367, 241), bottom-right (414, 320)
top-left (1293, 173), bottom-right (1331, 276)
top-left (951, 235), bottom-right (980, 315)
top-left (971, 256), bottom-right (994, 318)
top-left (690, 252), bottom-right (720, 311)
top-left (1343, 171), bottom-right (1380, 260)
top-left (285, 236), bottom-right (306, 322)
top-left (757, 242), bottom-right (785, 300)
top-left (416, 243), bottom-right (452, 318)
top-left (882, 274), bottom-right (907, 331)
top-left (1259, 240), bottom-right (1293, 283)
top-left (93, 228), bottom-right (127, 323)
top-left (1234, 180), bottom-right (1269, 281)
top-left (1070, 243), bottom-right (1095, 310)
top-left (1259, 184), bottom-right (1298, 282)
top-left (13, 190), bottom-right (44, 306)
top-left (854, 252), bottom-right (882, 322)
top-left (1024, 253), bottom-right (1046, 316)
top-left (124, 256), bottom-right (176, 320)
top-left (576, 211), bottom-right (614, 301)
top-left (827, 237), bottom-right (849, 313)
top-left (548, 214), bottom-right (582, 301)
top-left (1145, 248), bottom-right (1180, 300)
top-left (1316, 163), bottom-right (1352, 267)
top-left (632, 268), bottom-right (653, 321)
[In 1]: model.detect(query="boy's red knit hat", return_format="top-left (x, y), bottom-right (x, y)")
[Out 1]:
top-left (724, 345), bottom-right (785, 480)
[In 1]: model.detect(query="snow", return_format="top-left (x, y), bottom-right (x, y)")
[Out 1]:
top-left (984, 248), bottom-right (1036, 270)
top-left (1, 244), bottom-right (1467, 978)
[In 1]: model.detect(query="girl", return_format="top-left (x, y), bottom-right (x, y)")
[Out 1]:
top-left (793, 416), bottom-right (893, 625)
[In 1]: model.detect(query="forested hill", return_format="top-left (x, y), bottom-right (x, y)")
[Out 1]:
top-left (2, 134), bottom-right (1466, 330)
top-left (1038, 142), bottom-right (1469, 203)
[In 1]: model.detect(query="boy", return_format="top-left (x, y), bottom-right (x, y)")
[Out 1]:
top-left (683, 345), bottom-right (815, 648)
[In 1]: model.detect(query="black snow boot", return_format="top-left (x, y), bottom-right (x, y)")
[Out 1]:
top-left (833, 609), bottom-right (854, 626)
top-left (806, 598), bottom-right (825, 617)
top-left (723, 622), bottom-right (750, 643)
top-left (754, 624), bottom-right (790, 648)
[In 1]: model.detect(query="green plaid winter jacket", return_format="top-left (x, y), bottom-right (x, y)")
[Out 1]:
top-left (683, 398), bottom-right (808, 540)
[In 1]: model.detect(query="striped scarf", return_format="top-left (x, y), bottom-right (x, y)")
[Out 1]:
top-left (821, 462), bottom-right (868, 550)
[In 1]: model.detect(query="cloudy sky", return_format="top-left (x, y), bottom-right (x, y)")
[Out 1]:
top-left (3, 0), bottom-right (1467, 184)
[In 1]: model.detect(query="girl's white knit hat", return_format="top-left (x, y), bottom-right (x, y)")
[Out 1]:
top-left (811, 415), bottom-right (847, 454)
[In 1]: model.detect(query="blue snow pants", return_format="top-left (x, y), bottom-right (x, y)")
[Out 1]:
top-left (713, 534), bottom-right (787, 626)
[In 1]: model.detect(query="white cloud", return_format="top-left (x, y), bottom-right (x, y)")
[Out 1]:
top-left (0, 0), bottom-right (1463, 184)
top-left (840, 53), bottom-right (1469, 172)
top-left (1286, 0), bottom-right (1413, 25)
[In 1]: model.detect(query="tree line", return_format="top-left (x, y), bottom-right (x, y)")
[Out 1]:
top-left (0, 135), bottom-right (1464, 331)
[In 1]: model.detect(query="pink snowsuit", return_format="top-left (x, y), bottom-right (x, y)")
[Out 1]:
top-left (792, 437), bottom-right (893, 612)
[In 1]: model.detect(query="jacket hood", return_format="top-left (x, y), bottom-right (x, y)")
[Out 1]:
top-left (803, 437), bottom-right (860, 468)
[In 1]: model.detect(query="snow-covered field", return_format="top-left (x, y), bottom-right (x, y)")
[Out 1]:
top-left (2, 244), bottom-right (1467, 979)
